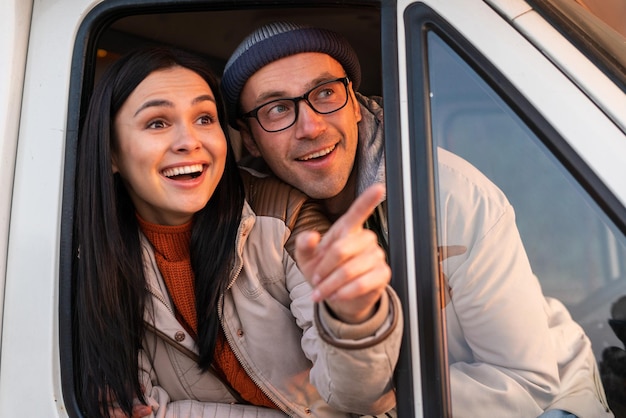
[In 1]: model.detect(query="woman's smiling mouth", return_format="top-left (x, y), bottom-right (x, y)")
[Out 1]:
top-left (162, 163), bottom-right (204, 180)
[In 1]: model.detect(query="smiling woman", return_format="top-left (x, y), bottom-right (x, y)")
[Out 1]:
top-left (73, 47), bottom-right (246, 417)
top-left (111, 66), bottom-right (227, 226)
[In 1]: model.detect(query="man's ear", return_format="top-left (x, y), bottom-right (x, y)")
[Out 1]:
top-left (349, 85), bottom-right (362, 123)
top-left (237, 119), bottom-right (262, 157)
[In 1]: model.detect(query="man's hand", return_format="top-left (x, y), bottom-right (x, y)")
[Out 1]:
top-left (295, 184), bottom-right (390, 324)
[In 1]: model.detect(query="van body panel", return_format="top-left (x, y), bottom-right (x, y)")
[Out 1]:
top-left (0, 0), bottom-right (34, 348)
top-left (0, 1), bottom-right (99, 416)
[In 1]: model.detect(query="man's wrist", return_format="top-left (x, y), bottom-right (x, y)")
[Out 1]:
top-left (325, 299), bottom-right (380, 324)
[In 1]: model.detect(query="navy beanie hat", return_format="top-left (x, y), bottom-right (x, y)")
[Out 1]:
top-left (221, 21), bottom-right (361, 129)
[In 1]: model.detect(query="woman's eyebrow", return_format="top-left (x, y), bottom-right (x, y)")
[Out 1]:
top-left (134, 94), bottom-right (216, 117)
top-left (134, 99), bottom-right (172, 117)
top-left (192, 94), bottom-right (216, 105)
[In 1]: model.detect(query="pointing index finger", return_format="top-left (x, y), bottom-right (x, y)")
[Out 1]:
top-left (320, 183), bottom-right (385, 245)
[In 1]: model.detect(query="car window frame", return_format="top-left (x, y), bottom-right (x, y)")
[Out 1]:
top-left (60, 1), bottom-right (418, 417)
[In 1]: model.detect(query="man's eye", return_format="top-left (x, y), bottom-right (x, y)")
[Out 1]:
top-left (266, 102), bottom-right (292, 117)
top-left (315, 87), bottom-right (336, 101)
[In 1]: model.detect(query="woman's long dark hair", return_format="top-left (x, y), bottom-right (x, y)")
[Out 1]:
top-left (73, 47), bottom-right (244, 418)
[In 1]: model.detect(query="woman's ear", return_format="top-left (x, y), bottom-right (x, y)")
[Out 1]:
top-left (237, 120), bottom-right (262, 157)
top-left (111, 153), bottom-right (119, 174)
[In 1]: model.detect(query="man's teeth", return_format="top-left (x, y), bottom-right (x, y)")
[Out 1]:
top-left (299, 145), bottom-right (335, 161)
top-left (162, 164), bottom-right (203, 178)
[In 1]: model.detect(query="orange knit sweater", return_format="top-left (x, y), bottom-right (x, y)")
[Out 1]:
top-left (138, 216), bottom-right (277, 409)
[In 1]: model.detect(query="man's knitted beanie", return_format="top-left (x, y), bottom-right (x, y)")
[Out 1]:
top-left (221, 21), bottom-right (361, 129)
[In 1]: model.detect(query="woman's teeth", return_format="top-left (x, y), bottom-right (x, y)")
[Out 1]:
top-left (162, 164), bottom-right (203, 178)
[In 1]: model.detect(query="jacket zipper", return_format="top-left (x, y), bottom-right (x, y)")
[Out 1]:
top-left (217, 298), bottom-right (296, 416)
top-left (144, 218), bottom-right (299, 415)
top-left (143, 321), bottom-right (248, 405)
top-left (146, 286), bottom-right (175, 316)
top-left (216, 226), bottom-right (297, 417)
top-left (145, 286), bottom-right (251, 405)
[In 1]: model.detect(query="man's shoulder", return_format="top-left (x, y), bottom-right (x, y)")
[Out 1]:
top-left (239, 167), bottom-right (307, 220)
top-left (239, 167), bottom-right (330, 257)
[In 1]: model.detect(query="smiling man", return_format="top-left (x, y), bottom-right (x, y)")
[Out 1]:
top-left (234, 53), bottom-right (362, 221)
top-left (221, 21), bottom-right (613, 418)
top-left (221, 23), bottom-right (381, 223)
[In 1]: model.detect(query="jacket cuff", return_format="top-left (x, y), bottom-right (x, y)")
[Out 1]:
top-left (315, 286), bottom-right (399, 348)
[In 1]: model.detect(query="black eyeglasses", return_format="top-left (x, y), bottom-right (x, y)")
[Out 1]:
top-left (240, 77), bottom-right (350, 133)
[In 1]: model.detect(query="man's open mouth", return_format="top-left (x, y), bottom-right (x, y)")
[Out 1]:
top-left (162, 164), bottom-right (204, 180)
top-left (297, 144), bottom-right (336, 161)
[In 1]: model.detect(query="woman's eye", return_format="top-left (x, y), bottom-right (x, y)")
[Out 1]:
top-left (197, 115), bottom-right (214, 125)
top-left (147, 120), bottom-right (167, 129)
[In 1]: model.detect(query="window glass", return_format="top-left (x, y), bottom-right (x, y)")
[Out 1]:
top-left (427, 30), bottom-right (626, 360)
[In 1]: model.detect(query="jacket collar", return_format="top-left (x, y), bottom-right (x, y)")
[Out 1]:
top-left (141, 201), bottom-right (256, 305)
top-left (355, 92), bottom-right (386, 199)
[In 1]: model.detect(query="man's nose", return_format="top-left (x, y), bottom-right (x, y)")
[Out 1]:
top-left (294, 100), bottom-right (325, 139)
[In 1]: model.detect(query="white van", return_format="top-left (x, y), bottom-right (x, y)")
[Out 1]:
top-left (1, 0), bottom-right (625, 416)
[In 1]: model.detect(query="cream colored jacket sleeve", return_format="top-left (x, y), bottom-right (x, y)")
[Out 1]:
top-left (437, 148), bottom-right (611, 417)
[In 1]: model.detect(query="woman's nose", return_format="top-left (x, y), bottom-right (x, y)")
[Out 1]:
top-left (174, 123), bottom-right (202, 152)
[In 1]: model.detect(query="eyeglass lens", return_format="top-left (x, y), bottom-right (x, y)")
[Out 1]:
top-left (255, 78), bottom-right (348, 132)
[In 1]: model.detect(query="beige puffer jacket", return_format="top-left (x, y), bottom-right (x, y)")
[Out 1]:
top-left (138, 170), bottom-right (403, 418)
